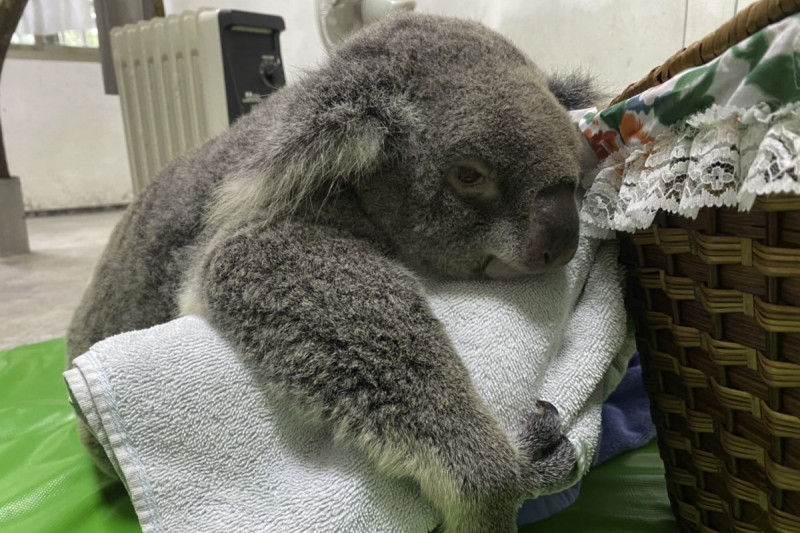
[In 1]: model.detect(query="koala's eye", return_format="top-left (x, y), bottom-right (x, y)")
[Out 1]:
top-left (446, 161), bottom-right (492, 194)
top-left (445, 160), bottom-right (498, 200)
top-left (453, 166), bottom-right (485, 186)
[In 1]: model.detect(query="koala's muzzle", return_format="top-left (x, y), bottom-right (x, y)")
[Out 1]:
top-left (484, 184), bottom-right (579, 280)
top-left (528, 184), bottom-right (580, 270)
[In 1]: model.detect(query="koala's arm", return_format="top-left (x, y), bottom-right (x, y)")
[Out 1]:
top-left (184, 220), bottom-right (574, 533)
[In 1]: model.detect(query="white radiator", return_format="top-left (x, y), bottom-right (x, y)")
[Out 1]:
top-left (111, 9), bottom-right (285, 195)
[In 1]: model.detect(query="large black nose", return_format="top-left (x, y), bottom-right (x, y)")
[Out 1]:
top-left (527, 184), bottom-right (579, 270)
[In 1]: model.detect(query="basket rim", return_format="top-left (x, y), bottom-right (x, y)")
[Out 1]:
top-left (609, 0), bottom-right (800, 105)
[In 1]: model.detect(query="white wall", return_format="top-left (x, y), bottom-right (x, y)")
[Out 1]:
top-left (2, 0), bottom-right (758, 210)
top-left (433, 0), bottom-right (687, 95)
top-left (1, 59), bottom-right (133, 211)
top-left (430, 0), bottom-right (754, 91)
top-left (168, 0), bottom-right (754, 95)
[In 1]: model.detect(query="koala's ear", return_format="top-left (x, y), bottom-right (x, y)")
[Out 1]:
top-left (210, 92), bottom-right (398, 228)
top-left (546, 71), bottom-right (603, 110)
top-left (275, 100), bottom-right (390, 187)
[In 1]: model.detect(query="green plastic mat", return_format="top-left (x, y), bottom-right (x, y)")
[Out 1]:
top-left (0, 339), bottom-right (678, 532)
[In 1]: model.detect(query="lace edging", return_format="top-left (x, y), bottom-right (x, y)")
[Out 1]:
top-left (580, 102), bottom-right (800, 233)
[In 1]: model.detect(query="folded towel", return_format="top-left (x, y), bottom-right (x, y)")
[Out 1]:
top-left (64, 232), bottom-right (633, 532)
top-left (422, 233), bottom-right (635, 488)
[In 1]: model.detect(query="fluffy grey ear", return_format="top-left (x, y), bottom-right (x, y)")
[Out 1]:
top-left (546, 71), bottom-right (604, 110)
top-left (209, 88), bottom-right (392, 229)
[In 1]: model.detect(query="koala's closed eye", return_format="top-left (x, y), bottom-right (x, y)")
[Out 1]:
top-left (452, 166), bottom-right (483, 185)
top-left (446, 160), bottom-right (499, 201)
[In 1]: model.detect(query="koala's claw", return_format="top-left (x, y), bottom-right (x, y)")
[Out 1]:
top-left (520, 401), bottom-right (564, 459)
top-left (536, 400), bottom-right (558, 416)
top-left (518, 401), bottom-right (577, 492)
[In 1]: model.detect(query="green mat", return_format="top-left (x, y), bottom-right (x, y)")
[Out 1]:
top-left (0, 339), bottom-right (678, 532)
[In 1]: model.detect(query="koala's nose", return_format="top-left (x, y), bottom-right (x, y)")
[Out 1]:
top-left (527, 184), bottom-right (579, 270)
top-left (540, 226), bottom-right (579, 267)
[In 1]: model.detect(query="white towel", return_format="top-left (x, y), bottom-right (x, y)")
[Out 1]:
top-left (64, 232), bottom-right (633, 533)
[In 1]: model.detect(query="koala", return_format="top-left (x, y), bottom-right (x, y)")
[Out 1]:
top-left (67, 13), bottom-right (598, 533)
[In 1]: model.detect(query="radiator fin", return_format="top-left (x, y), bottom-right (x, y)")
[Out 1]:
top-left (111, 9), bottom-right (227, 195)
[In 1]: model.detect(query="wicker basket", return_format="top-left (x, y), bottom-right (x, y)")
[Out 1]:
top-left (611, 1), bottom-right (800, 531)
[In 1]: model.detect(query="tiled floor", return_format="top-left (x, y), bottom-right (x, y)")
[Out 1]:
top-left (0, 210), bottom-right (123, 351)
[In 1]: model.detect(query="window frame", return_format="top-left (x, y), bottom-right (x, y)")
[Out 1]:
top-left (10, 0), bottom-right (101, 63)
top-left (10, 34), bottom-right (100, 62)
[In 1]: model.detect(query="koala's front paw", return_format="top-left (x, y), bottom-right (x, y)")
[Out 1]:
top-left (518, 401), bottom-right (577, 493)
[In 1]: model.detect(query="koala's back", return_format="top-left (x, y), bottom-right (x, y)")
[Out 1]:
top-left (67, 88), bottom-right (289, 362)
top-left (66, 131), bottom-right (242, 361)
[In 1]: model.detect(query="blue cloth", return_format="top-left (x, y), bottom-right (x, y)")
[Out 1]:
top-left (517, 353), bottom-right (657, 525)
top-left (593, 353), bottom-right (658, 465)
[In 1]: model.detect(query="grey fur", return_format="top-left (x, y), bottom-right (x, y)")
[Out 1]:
top-left (68, 13), bottom-right (595, 531)
top-left (546, 70), bottom-right (605, 110)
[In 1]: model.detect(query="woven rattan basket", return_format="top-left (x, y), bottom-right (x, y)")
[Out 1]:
top-left (612, 1), bottom-right (800, 531)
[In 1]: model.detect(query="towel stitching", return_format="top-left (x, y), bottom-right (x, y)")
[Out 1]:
top-left (85, 350), bottom-right (165, 533)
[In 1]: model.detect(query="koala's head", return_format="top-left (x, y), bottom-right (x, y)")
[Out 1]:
top-left (346, 16), bottom-right (586, 279)
top-left (222, 14), bottom-right (590, 280)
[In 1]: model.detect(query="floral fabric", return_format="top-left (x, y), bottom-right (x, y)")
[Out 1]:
top-left (577, 13), bottom-right (800, 233)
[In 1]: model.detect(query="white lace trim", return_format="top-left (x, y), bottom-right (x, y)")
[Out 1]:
top-left (580, 102), bottom-right (800, 232)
